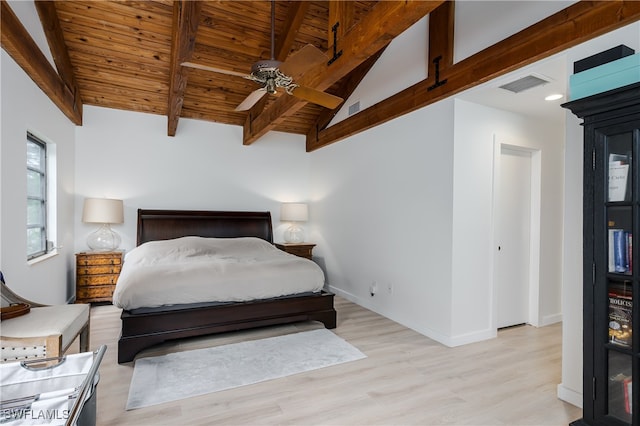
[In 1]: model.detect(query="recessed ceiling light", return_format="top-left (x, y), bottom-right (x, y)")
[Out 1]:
top-left (545, 93), bottom-right (563, 101)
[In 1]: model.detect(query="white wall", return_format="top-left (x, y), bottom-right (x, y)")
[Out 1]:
top-left (453, 1), bottom-right (577, 63)
top-left (0, 50), bottom-right (77, 304)
top-left (311, 99), bottom-right (456, 340)
top-left (74, 106), bottom-right (312, 253)
top-left (451, 100), bottom-right (565, 344)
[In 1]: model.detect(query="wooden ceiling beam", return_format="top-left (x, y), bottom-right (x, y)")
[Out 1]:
top-left (243, 0), bottom-right (444, 145)
top-left (307, 0), bottom-right (640, 151)
top-left (167, 0), bottom-right (202, 137)
top-left (309, 46), bottom-right (387, 135)
top-left (328, 1), bottom-right (354, 52)
top-left (274, 1), bottom-right (309, 62)
top-left (0, 0), bottom-right (81, 125)
top-left (428, 1), bottom-right (454, 70)
top-left (34, 1), bottom-right (83, 120)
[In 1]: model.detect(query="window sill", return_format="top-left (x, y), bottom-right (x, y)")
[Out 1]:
top-left (27, 250), bottom-right (59, 266)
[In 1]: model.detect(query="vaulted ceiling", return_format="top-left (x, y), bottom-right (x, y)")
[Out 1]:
top-left (2, 1), bottom-right (640, 151)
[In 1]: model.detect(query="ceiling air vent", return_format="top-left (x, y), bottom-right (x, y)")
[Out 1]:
top-left (499, 74), bottom-right (550, 93)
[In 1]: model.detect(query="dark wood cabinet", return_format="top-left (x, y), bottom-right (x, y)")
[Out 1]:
top-left (564, 82), bottom-right (640, 425)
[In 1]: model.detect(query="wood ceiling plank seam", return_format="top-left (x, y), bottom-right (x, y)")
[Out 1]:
top-left (82, 87), bottom-right (169, 99)
top-left (77, 73), bottom-right (168, 91)
top-left (53, 9), bottom-right (173, 40)
top-left (56, 1), bottom-right (174, 28)
top-left (63, 40), bottom-right (171, 67)
top-left (74, 71), bottom-right (169, 92)
top-left (189, 47), bottom-right (266, 70)
top-left (55, 13), bottom-right (173, 45)
top-left (64, 39), bottom-right (171, 62)
top-left (194, 27), bottom-right (272, 58)
top-left (243, 0), bottom-right (442, 146)
top-left (71, 59), bottom-right (169, 80)
top-left (307, 0), bottom-right (640, 152)
top-left (85, 100), bottom-right (164, 115)
top-left (58, 25), bottom-right (172, 53)
top-left (78, 88), bottom-right (167, 105)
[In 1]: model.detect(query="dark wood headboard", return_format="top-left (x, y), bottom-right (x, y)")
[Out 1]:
top-left (136, 209), bottom-right (274, 246)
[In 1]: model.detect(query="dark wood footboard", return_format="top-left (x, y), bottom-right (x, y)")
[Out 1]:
top-left (118, 291), bottom-right (336, 363)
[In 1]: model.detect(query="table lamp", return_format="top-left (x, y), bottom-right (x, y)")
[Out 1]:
top-left (280, 203), bottom-right (308, 243)
top-left (82, 198), bottom-right (124, 251)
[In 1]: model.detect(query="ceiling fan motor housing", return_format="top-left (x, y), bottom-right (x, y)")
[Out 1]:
top-left (251, 59), bottom-right (281, 74)
top-left (249, 59), bottom-right (295, 94)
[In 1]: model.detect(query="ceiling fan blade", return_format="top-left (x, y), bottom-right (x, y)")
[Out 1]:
top-left (279, 44), bottom-right (328, 80)
top-left (181, 61), bottom-right (249, 79)
top-left (235, 88), bottom-right (268, 111)
top-left (290, 86), bottom-right (343, 110)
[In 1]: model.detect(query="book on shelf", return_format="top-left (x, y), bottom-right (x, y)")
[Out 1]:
top-left (608, 229), bottom-right (632, 274)
top-left (624, 377), bottom-right (632, 414)
top-left (608, 284), bottom-right (633, 347)
top-left (609, 154), bottom-right (630, 202)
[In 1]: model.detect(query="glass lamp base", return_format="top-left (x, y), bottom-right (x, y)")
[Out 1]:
top-left (87, 223), bottom-right (121, 251)
top-left (284, 224), bottom-right (304, 243)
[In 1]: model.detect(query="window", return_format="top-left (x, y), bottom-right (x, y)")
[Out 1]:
top-left (26, 133), bottom-right (47, 259)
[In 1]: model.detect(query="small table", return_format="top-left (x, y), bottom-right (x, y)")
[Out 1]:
top-left (275, 243), bottom-right (316, 260)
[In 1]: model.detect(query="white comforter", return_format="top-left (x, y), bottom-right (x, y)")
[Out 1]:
top-left (112, 236), bottom-right (325, 310)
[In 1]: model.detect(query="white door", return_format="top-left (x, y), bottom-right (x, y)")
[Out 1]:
top-left (495, 146), bottom-right (532, 328)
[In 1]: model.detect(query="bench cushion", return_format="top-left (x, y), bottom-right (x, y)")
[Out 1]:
top-left (1, 304), bottom-right (89, 349)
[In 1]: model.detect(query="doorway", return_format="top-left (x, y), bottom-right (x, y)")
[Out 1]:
top-left (492, 141), bottom-right (542, 329)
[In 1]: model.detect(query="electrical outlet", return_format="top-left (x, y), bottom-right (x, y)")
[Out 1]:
top-left (387, 282), bottom-right (393, 294)
top-left (370, 281), bottom-right (377, 296)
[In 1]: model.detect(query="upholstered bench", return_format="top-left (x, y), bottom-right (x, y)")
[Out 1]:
top-left (0, 272), bottom-right (90, 363)
top-left (1, 304), bottom-right (90, 362)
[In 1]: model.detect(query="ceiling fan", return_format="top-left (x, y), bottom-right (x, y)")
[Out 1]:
top-left (182, 1), bottom-right (343, 112)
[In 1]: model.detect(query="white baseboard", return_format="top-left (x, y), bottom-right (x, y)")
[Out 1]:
top-left (541, 313), bottom-right (562, 326)
top-left (557, 383), bottom-right (583, 408)
top-left (327, 285), bottom-right (497, 347)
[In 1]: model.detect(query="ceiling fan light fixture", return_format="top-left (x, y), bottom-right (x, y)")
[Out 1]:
top-left (265, 78), bottom-right (277, 94)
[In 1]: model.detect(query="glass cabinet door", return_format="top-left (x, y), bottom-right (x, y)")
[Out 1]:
top-left (601, 127), bottom-right (637, 425)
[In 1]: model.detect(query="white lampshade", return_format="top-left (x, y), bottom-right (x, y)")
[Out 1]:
top-left (280, 203), bottom-right (308, 222)
top-left (82, 198), bottom-right (124, 224)
top-left (82, 198), bottom-right (124, 251)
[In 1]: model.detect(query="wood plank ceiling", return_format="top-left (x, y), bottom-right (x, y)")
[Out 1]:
top-left (2, 1), bottom-right (640, 150)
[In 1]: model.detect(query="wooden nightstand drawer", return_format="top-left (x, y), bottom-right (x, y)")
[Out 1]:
top-left (76, 254), bottom-right (122, 266)
top-left (77, 264), bottom-right (122, 275)
top-left (77, 285), bottom-right (114, 301)
top-left (77, 274), bottom-right (119, 286)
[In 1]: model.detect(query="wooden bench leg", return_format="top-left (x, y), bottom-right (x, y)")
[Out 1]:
top-left (79, 323), bottom-right (90, 353)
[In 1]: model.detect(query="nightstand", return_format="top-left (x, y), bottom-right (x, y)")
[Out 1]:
top-left (75, 251), bottom-right (123, 303)
top-left (275, 243), bottom-right (316, 260)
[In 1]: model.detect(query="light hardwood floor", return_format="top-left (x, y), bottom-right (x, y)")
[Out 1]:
top-left (83, 297), bottom-right (582, 425)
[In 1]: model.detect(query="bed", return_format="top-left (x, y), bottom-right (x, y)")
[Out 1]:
top-left (115, 209), bottom-right (336, 364)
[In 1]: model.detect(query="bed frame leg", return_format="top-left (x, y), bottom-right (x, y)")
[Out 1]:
top-left (315, 309), bottom-right (337, 329)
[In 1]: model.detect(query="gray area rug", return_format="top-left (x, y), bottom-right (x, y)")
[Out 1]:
top-left (126, 329), bottom-right (366, 409)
